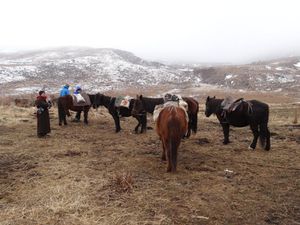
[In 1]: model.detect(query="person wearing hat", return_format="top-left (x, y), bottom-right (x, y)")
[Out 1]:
top-left (35, 90), bottom-right (51, 138)
top-left (74, 84), bottom-right (82, 94)
top-left (60, 84), bottom-right (70, 97)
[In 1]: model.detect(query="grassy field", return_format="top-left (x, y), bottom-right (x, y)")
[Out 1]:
top-left (0, 98), bottom-right (299, 225)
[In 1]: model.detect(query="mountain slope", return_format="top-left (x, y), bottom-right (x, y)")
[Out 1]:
top-left (0, 48), bottom-right (299, 95)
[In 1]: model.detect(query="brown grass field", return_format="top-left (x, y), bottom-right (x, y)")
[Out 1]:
top-left (0, 94), bottom-right (299, 225)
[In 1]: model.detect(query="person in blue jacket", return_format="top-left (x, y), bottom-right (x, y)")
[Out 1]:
top-left (60, 84), bottom-right (70, 97)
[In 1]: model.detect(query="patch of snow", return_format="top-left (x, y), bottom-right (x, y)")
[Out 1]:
top-left (294, 62), bottom-right (300, 68)
top-left (274, 88), bottom-right (282, 92)
top-left (265, 65), bottom-right (271, 70)
top-left (267, 75), bottom-right (275, 82)
top-left (15, 86), bottom-right (40, 93)
top-left (225, 74), bottom-right (237, 80)
top-left (277, 75), bottom-right (295, 83)
top-left (275, 67), bottom-right (284, 71)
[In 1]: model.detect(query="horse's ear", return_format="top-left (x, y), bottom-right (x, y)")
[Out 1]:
top-left (206, 96), bottom-right (210, 101)
top-left (139, 95), bottom-right (143, 100)
top-left (213, 96), bottom-right (216, 99)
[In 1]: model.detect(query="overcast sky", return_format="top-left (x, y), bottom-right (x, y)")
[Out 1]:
top-left (1, 0), bottom-right (300, 63)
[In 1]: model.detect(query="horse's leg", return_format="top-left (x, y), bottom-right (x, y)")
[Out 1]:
top-left (58, 106), bottom-right (62, 126)
top-left (249, 123), bottom-right (259, 150)
top-left (83, 109), bottom-right (88, 124)
top-left (192, 112), bottom-right (198, 134)
top-left (185, 116), bottom-right (192, 138)
top-left (112, 112), bottom-right (121, 132)
top-left (134, 117), bottom-right (141, 133)
top-left (259, 122), bottom-right (271, 151)
top-left (166, 142), bottom-right (172, 172)
top-left (139, 115), bottom-right (147, 134)
top-left (75, 111), bottom-right (81, 122)
top-left (221, 123), bottom-right (230, 144)
top-left (161, 138), bottom-right (167, 161)
top-left (63, 113), bottom-right (67, 125)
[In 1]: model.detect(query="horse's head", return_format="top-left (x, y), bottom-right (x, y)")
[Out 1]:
top-left (132, 95), bottom-right (146, 116)
top-left (205, 96), bottom-right (216, 117)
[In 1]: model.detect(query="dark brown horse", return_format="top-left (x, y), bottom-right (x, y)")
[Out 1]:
top-left (156, 105), bottom-right (188, 172)
top-left (205, 96), bottom-right (271, 150)
top-left (57, 94), bottom-right (93, 125)
top-left (92, 93), bottom-right (146, 133)
top-left (131, 95), bottom-right (199, 137)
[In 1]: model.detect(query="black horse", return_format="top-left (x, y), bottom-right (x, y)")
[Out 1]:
top-left (131, 95), bottom-right (199, 138)
top-left (205, 96), bottom-right (270, 150)
top-left (93, 93), bottom-right (146, 133)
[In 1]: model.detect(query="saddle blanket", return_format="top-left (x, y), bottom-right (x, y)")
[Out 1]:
top-left (153, 100), bottom-right (189, 123)
top-left (115, 96), bottom-right (132, 108)
top-left (72, 92), bottom-right (91, 107)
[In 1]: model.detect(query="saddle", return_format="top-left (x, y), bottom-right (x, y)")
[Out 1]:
top-left (72, 92), bottom-right (91, 107)
top-left (164, 93), bottom-right (180, 102)
top-left (164, 94), bottom-right (188, 111)
top-left (115, 96), bottom-right (132, 108)
top-left (153, 94), bottom-right (189, 123)
top-left (221, 97), bottom-right (244, 112)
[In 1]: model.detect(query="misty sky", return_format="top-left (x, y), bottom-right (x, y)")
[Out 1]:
top-left (1, 0), bottom-right (300, 63)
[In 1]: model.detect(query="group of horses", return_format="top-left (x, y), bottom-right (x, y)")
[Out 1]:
top-left (57, 93), bottom-right (271, 172)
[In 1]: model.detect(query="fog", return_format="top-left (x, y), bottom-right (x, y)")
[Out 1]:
top-left (1, 0), bottom-right (300, 63)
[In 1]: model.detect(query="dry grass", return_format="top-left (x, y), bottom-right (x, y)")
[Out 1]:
top-left (0, 96), bottom-right (300, 225)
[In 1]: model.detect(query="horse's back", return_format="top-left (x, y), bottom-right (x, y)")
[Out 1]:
top-left (248, 100), bottom-right (269, 117)
top-left (183, 97), bottom-right (199, 113)
top-left (156, 106), bottom-right (188, 136)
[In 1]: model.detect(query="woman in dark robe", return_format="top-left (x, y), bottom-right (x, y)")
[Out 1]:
top-left (35, 90), bottom-right (51, 138)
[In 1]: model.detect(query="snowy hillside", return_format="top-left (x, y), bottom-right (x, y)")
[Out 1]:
top-left (193, 57), bottom-right (300, 93)
top-left (0, 47), bottom-right (199, 95)
top-left (0, 47), bottom-right (299, 95)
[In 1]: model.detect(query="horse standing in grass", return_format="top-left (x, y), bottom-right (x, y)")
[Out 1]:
top-left (92, 93), bottom-right (146, 133)
top-left (132, 95), bottom-right (199, 137)
top-left (156, 105), bottom-right (188, 172)
top-left (205, 96), bottom-right (271, 150)
top-left (57, 94), bottom-right (93, 126)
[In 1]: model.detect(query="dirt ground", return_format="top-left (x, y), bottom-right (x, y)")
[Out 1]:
top-left (0, 97), bottom-right (299, 225)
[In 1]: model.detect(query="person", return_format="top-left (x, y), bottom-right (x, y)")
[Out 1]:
top-left (60, 84), bottom-right (70, 97)
top-left (35, 90), bottom-right (51, 138)
top-left (73, 84), bottom-right (82, 94)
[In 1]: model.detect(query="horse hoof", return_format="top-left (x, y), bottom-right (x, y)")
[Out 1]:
top-left (59, 123), bottom-right (62, 126)
top-left (248, 146), bottom-right (255, 150)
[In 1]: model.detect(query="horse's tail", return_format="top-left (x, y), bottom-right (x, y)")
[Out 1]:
top-left (259, 106), bottom-right (271, 151)
top-left (167, 119), bottom-right (182, 172)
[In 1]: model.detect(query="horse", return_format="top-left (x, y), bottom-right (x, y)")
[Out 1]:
top-left (131, 95), bottom-right (199, 137)
top-left (156, 105), bottom-right (188, 172)
top-left (92, 93), bottom-right (146, 133)
top-left (205, 96), bottom-right (271, 150)
top-left (57, 94), bottom-right (94, 126)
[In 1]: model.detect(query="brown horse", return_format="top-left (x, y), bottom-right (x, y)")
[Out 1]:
top-left (132, 95), bottom-right (199, 137)
top-left (57, 94), bottom-right (93, 125)
top-left (156, 105), bottom-right (188, 172)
